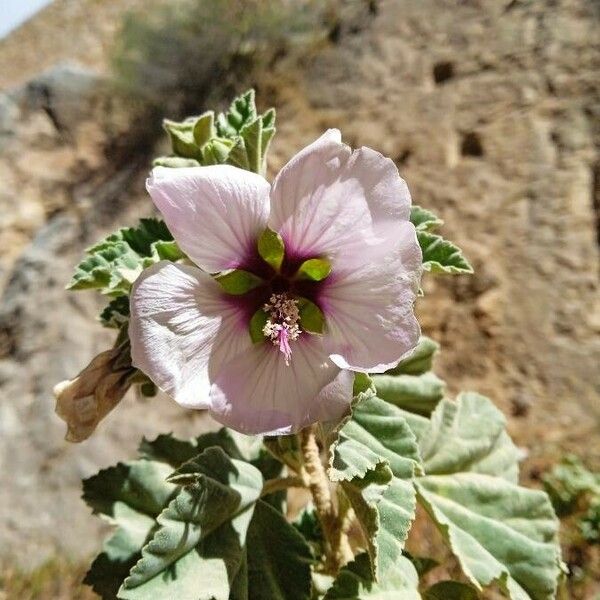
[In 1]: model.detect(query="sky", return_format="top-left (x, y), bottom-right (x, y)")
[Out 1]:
top-left (0, 0), bottom-right (53, 39)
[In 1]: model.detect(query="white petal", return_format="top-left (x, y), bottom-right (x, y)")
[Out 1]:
top-left (269, 130), bottom-right (412, 267)
top-left (321, 221), bottom-right (422, 373)
top-left (209, 337), bottom-right (354, 435)
top-left (129, 261), bottom-right (251, 409)
top-left (147, 165), bottom-right (270, 273)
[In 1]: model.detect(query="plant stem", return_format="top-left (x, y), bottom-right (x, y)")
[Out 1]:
top-left (260, 475), bottom-right (305, 497)
top-left (299, 424), bottom-right (344, 574)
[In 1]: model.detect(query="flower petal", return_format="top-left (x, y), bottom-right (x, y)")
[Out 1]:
top-left (129, 261), bottom-right (251, 409)
top-left (269, 129), bottom-right (412, 265)
top-left (147, 165), bottom-right (270, 273)
top-left (209, 337), bottom-right (354, 435)
top-left (321, 220), bottom-right (422, 373)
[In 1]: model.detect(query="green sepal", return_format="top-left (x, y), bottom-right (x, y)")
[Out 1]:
top-left (410, 205), bottom-right (444, 232)
top-left (296, 258), bottom-right (331, 282)
top-left (297, 297), bottom-right (325, 334)
top-left (418, 231), bottom-right (473, 275)
top-left (257, 228), bottom-right (285, 271)
top-left (249, 308), bottom-right (268, 343)
top-left (215, 269), bottom-right (263, 295)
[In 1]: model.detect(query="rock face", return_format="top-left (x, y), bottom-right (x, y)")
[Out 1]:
top-left (0, 0), bottom-right (599, 569)
top-left (0, 64), bottom-right (209, 565)
top-left (269, 0), bottom-right (600, 455)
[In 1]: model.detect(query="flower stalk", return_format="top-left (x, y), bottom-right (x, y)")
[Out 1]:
top-left (299, 424), bottom-right (350, 574)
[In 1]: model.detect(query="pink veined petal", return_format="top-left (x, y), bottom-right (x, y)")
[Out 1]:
top-left (268, 129), bottom-right (412, 268)
top-left (129, 261), bottom-right (251, 409)
top-left (321, 220), bottom-right (422, 373)
top-left (146, 165), bottom-right (270, 273)
top-left (209, 337), bottom-right (354, 435)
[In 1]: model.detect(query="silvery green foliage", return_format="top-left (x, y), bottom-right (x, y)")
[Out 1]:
top-left (66, 89), bottom-right (563, 599)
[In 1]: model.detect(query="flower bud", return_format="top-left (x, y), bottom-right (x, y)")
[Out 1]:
top-left (54, 346), bottom-right (135, 442)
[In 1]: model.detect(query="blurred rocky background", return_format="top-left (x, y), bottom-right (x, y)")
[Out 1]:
top-left (0, 0), bottom-right (598, 597)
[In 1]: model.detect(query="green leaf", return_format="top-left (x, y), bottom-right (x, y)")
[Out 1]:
top-left (386, 336), bottom-right (440, 376)
top-left (240, 117), bottom-right (263, 174)
top-left (418, 231), bottom-right (473, 275)
top-left (163, 118), bottom-right (203, 160)
top-left (324, 553), bottom-right (421, 600)
top-left (82, 460), bottom-right (177, 599)
top-left (329, 396), bottom-right (421, 578)
top-left (119, 447), bottom-right (263, 599)
top-left (372, 372), bottom-right (446, 416)
top-left (215, 269), bottom-right (263, 295)
top-left (419, 393), bottom-right (521, 482)
top-left (99, 296), bottom-right (130, 328)
top-left (68, 241), bottom-right (142, 295)
top-left (416, 475), bottom-right (561, 600)
top-left (416, 394), bottom-right (563, 600)
top-left (249, 308), bottom-right (268, 343)
top-left (193, 111), bottom-right (215, 146)
top-left (216, 89), bottom-right (258, 137)
top-left (296, 258), bottom-right (332, 282)
top-left (201, 137), bottom-right (235, 165)
top-left (117, 447), bottom-right (310, 600)
top-left (243, 501), bottom-right (313, 600)
top-left (153, 156), bottom-right (201, 168)
top-left (410, 206), bottom-right (444, 232)
top-left (423, 581), bottom-right (478, 600)
top-left (69, 219), bottom-right (180, 296)
top-left (257, 228), bottom-right (285, 271)
top-left (297, 297), bottom-right (325, 334)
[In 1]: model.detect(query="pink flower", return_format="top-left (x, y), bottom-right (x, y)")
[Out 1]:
top-left (129, 130), bottom-right (422, 434)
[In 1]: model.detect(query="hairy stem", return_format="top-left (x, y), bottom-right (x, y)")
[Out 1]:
top-left (299, 424), bottom-right (344, 574)
top-left (260, 475), bottom-right (305, 497)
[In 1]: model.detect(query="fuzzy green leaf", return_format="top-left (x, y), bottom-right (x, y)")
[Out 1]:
top-left (116, 447), bottom-right (309, 600)
top-left (297, 258), bottom-right (331, 282)
top-left (240, 117), bottom-right (263, 174)
top-left (257, 228), bottom-right (285, 271)
top-left (118, 447), bottom-right (263, 599)
top-left (153, 156), bottom-right (201, 168)
top-left (82, 460), bottom-right (177, 599)
top-left (216, 89), bottom-right (258, 137)
top-left (386, 336), bottom-right (440, 376)
top-left (329, 396), bottom-right (421, 579)
top-left (419, 393), bottom-right (521, 481)
top-left (416, 394), bottom-right (563, 600)
top-left (423, 581), bottom-right (478, 600)
top-left (193, 111), bottom-right (216, 146)
top-left (99, 296), bottom-right (130, 329)
top-left (418, 231), bottom-right (473, 275)
top-left (163, 118), bottom-right (203, 160)
top-left (215, 269), bottom-right (263, 295)
top-left (69, 219), bottom-right (181, 296)
top-left (410, 206), bottom-right (444, 232)
top-left (372, 372), bottom-right (446, 416)
top-left (324, 553), bottom-right (420, 600)
top-left (242, 501), bottom-right (313, 600)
